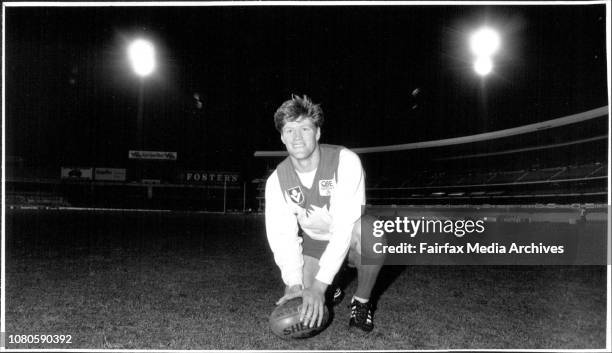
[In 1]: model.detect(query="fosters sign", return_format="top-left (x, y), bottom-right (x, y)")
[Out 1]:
top-left (183, 171), bottom-right (240, 185)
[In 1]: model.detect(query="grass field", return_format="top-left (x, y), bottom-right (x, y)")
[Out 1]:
top-left (3, 209), bottom-right (608, 350)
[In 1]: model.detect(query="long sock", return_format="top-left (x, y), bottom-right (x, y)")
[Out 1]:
top-left (355, 262), bottom-right (383, 300)
top-left (350, 217), bottom-right (384, 301)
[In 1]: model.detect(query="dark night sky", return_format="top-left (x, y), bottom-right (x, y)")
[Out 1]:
top-left (3, 3), bottom-right (608, 172)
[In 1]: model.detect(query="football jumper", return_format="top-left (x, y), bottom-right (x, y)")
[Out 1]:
top-left (276, 144), bottom-right (341, 258)
top-left (265, 144), bottom-right (365, 286)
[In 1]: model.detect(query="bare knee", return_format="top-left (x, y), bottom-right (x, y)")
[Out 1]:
top-left (356, 214), bottom-right (387, 261)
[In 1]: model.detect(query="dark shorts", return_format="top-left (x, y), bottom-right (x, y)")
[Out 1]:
top-left (301, 231), bottom-right (329, 260)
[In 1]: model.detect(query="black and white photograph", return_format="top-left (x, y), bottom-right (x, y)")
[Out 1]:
top-left (1, 0), bottom-right (609, 351)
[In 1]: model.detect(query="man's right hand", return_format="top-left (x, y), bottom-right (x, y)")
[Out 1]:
top-left (275, 284), bottom-right (303, 306)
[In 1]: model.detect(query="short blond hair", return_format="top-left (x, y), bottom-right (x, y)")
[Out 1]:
top-left (273, 94), bottom-right (324, 132)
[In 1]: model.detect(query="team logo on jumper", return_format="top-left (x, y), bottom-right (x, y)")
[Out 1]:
top-left (319, 179), bottom-right (335, 196)
top-left (287, 186), bottom-right (305, 205)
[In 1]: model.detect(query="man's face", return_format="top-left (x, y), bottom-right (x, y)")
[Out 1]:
top-left (280, 117), bottom-right (321, 161)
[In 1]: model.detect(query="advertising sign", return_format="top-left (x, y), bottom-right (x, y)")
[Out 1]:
top-left (128, 150), bottom-right (177, 160)
top-left (94, 168), bottom-right (127, 181)
top-left (61, 167), bottom-right (93, 180)
top-left (183, 171), bottom-right (240, 185)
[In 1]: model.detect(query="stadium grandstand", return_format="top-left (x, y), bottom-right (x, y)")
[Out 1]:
top-left (254, 106), bottom-right (608, 208)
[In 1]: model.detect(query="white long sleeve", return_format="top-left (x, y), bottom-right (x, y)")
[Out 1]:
top-left (265, 171), bottom-right (304, 286)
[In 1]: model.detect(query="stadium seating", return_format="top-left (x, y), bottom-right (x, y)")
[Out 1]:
top-left (550, 164), bottom-right (603, 180)
top-left (365, 161), bottom-right (607, 205)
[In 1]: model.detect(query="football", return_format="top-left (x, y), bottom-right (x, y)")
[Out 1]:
top-left (269, 297), bottom-right (330, 339)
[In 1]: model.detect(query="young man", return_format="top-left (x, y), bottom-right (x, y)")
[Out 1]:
top-left (265, 95), bottom-right (384, 332)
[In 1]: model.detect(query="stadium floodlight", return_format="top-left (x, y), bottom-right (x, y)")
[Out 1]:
top-left (473, 56), bottom-right (493, 76)
top-left (128, 39), bottom-right (156, 77)
top-left (469, 27), bottom-right (501, 57)
top-left (127, 38), bottom-right (156, 150)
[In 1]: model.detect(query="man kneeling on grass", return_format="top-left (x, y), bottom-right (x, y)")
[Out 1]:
top-left (265, 94), bottom-right (384, 332)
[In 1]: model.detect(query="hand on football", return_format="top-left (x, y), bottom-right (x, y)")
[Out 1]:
top-left (275, 284), bottom-right (303, 306)
top-left (300, 280), bottom-right (327, 328)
